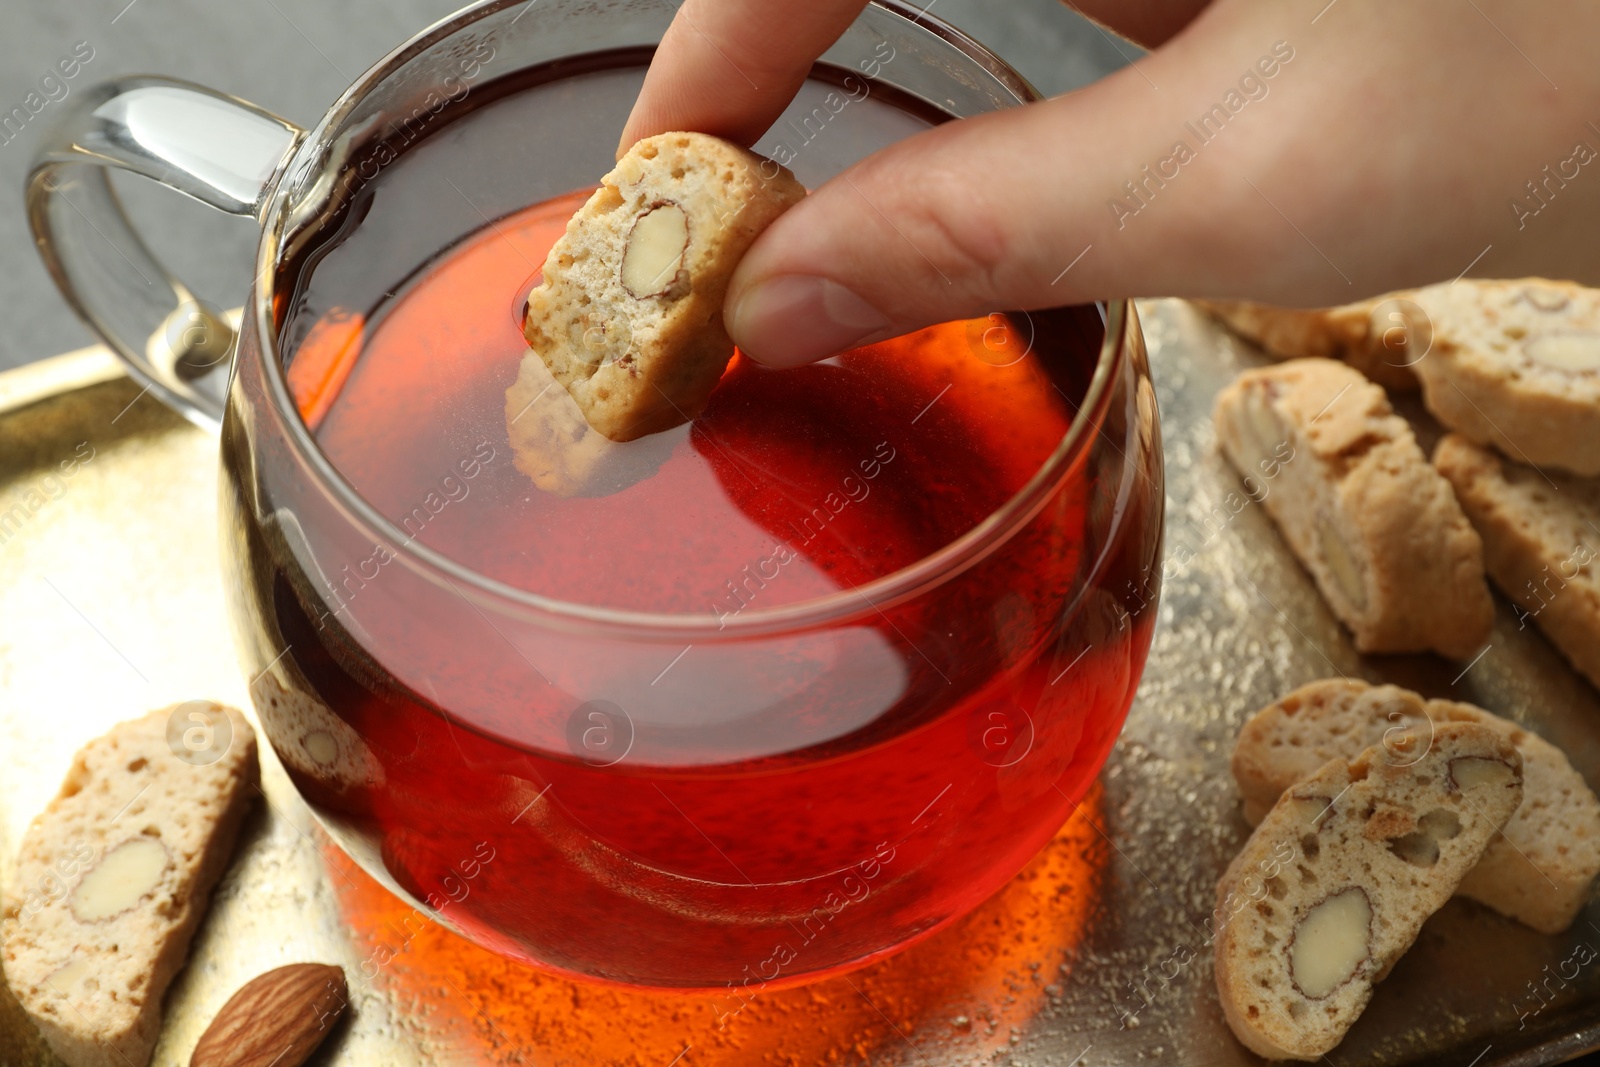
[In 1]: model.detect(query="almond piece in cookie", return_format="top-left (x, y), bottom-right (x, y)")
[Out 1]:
top-left (521, 131), bottom-right (806, 443)
top-left (1232, 678), bottom-right (1600, 933)
top-left (1195, 295), bottom-right (1422, 392)
top-left (1214, 722), bottom-right (1523, 1060)
top-left (1212, 358), bottom-right (1494, 658)
top-left (1435, 432), bottom-right (1600, 689)
top-left (1, 703), bottom-right (258, 1067)
top-left (1409, 279), bottom-right (1600, 476)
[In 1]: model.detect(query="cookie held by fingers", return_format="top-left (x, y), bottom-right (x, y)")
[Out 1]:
top-left (522, 131), bottom-right (806, 443)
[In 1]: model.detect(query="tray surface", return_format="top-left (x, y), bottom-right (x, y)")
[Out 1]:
top-left (3, 302), bottom-right (1600, 1066)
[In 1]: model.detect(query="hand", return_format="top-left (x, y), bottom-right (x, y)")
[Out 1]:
top-left (620, 0), bottom-right (1600, 367)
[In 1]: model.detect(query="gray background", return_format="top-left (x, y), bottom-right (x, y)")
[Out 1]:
top-left (0, 0), bottom-right (1129, 373)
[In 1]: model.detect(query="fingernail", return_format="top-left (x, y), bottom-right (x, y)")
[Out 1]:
top-left (726, 275), bottom-right (892, 368)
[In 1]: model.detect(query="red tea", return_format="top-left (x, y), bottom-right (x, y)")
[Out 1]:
top-left (227, 57), bottom-right (1161, 989)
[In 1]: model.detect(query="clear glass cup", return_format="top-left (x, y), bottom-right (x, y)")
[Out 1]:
top-left (28, 0), bottom-right (1163, 989)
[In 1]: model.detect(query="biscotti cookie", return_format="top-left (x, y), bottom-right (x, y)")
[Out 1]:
top-left (523, 131), bottom-right (806, 442)
top-left (249, 672), bottom-right (382, 798)
top-left (1, 703), bottom-right (259, 1067)
top-left (1410, 279), bottom-right (1600, 476)
top-left (1214, 722), bottom-right (1523, 1060)
top-left (503, 349), bottom-right (676, 496)
top-left (1232, 678), bottom-right (1600, 932)
top-left (1196, 296), bottom-right (1420, 392)
top-left (1212, 359), bottom-right (1494, 658)
top-left (1435, 432), bottom-right (1600, 689)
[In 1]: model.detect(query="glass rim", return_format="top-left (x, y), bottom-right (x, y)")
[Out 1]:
top-left (249, 0), bottom-right (1132, 640)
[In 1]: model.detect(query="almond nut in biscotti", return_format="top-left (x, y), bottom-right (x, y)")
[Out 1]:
top-left (1523, 333), bottom-right (1600, 373)
top-left (70, 838), bottom-right (170, 922)
top-left (1238, 389), bottom-right (1287, 468)
top-left (1450, 755), bottom-right (1518, 792)
top-left (1522, 283), bottom-right (1570, 312)
top-left (1288, 887), bottom-right (1371, 1000)
top-left (1285, 794), bottom-right (1332, 829)
top-left (1314, 516), bottom-right (1368, 613)
top-left (620, 201), bottom-right (690, 299)
top-left (189, 963), bottom-right (348, 1067)
top-left (1384, 808), bottom-right (1461, 868)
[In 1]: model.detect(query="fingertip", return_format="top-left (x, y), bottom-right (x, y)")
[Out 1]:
top-left (725, 274), bottom-right (892, 368)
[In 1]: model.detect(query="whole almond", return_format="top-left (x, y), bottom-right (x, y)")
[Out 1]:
top-left (190, 963), bottom-right (348, 1067)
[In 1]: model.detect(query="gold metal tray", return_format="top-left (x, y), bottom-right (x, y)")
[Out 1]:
top-left (4, 301), bottom-right (1600, 1066)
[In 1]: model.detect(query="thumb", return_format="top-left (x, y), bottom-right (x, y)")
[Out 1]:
top-left (723, 15), bottom-right (1309, 367)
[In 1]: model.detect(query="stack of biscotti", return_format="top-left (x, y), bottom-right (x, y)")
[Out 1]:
top-left (1214, 719), bottom-right (1524, 1059)
top-left (1205, 278), bottom-right (1600, 687)
top-left (1233, 679), bottom-right (1600, 933)
top-left (1215, 679), bottom-right (1600, 1059)
top-left (2, 704), bottom-right (259, 1067)
top-left (1407, 279), bottom-right (1600, 477)
top-left (1201, 279), bottom-right (1600, 475)
top-left (1212, 358), bottom-right (1493, 658)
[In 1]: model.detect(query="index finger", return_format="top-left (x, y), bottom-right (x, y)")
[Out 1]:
top-left (618, 0), bottom-right (869, 155)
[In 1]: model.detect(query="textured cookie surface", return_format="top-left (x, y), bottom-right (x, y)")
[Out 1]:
top-left (250, 672), bottom-right (382, 797)
top-left (521, 131), bottom-right (806, 444)
top-left (1233, 678), bottom-right (1600, 932)
top-left (1212, 358), bottom-right (1494, 658)
top-left (1, 704), bottom-right (258, 1067)
top-left (503, 350), bottom-right (677, 497)
top-left (1410, 279), bottom-right (1600, 476)
top-left (1197, 295), bottom-right (1420, 391)
top-left (1214, 723), bottom-right (1523, 1060)
top-left (1435, 432), bottom-right (1600, 689)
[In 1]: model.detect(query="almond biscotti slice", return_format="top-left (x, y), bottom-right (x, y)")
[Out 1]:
top-left (249, 672), bottom-right (382, 797)
top-left (503, 349), bottom-right (677, 496)
top-left (1196, 296), bottom-right (1420, 392)
top-left (523, 131), bottom-right (806, 442)
top-left (1435, 432), bottom-right (1600, 689)
top-left (1, 703), bottom-right (258, 1067)
top-left (1409, 279), bottom-right (1600, 476)
top-left (1214, 722), bottom-right (1523, 1060)
top-left (1212, 358), bottom-right (1494, 658)
top-left (1232, 678), bottom-right (1600, 932)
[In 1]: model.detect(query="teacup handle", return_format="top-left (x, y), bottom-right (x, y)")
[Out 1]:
top-left (27, 76), bottom-right (304, 431)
